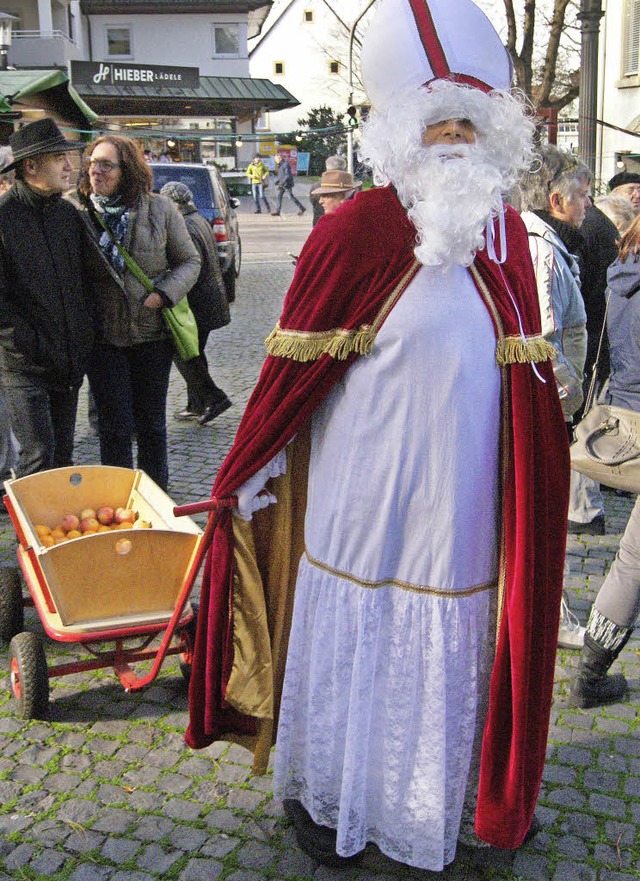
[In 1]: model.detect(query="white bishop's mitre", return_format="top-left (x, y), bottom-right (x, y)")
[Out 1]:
top-left (360, 0), bottom-right (514, 110)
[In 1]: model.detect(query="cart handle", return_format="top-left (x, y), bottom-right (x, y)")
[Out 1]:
top-left (173, 496), bottom-right (237, 518)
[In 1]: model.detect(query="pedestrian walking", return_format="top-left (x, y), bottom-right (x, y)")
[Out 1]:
top-left (271, 154), bottom-right (305, 216)
top-left (78, 135), bottom-right (200, 491)
top-left (246, 154), bottom-right (271, 214)
top-left (186, 0), bottom-right (569, 870)
top-left (0, 119), bottom-right (95, 476)
top-left (160, 181), bottom-right (232, 425)
top-left (569, 215), bottom-right (640, 707)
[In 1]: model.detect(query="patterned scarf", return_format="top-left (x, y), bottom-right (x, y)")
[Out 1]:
top-left (90, 193), bottom-right (129, 276)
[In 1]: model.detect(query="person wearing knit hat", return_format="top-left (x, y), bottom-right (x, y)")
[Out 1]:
top-left (608, 171), bottom-right (640, 214)
top-left (185, 0), bottom-right (568, 871)
top-left (160, 181), bottom-right (232, 425)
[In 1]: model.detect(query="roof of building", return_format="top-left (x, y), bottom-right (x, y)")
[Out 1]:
top-left (74, 74), bottom-right (298, 120)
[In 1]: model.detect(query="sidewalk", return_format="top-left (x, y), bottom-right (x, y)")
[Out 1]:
top-left (0, 250), bottom-right (638, 880)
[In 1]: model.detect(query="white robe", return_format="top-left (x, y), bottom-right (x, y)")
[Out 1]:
top-left (273, 265), bottom-right (502, 871)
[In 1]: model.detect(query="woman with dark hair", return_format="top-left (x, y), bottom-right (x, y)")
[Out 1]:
top-left (78, 135), bottom-right (200, 490)
top-left (570, 213), bottom-right (640, 707)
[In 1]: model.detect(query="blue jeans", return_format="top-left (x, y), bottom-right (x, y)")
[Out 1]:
top-left (275, 184), bottom-right (305, 214)
top-left (0, 371), bottom-right (79, 476)
top-left (88, 339), bottom-right (173, 491)
top-left (251, 183), bottom-right (271, 213)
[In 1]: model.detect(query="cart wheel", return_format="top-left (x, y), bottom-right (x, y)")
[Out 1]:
top-left (9, 632), bottom-right (49, 720)
top-left (0, 567), bottom-right (24, 643)
top-left (179, 602), bottom-right (199, 685)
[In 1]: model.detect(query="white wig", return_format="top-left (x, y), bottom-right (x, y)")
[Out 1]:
top-left (360, 79), bottom-right (536, 193)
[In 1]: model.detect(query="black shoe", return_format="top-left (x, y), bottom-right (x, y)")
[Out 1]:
top-left (567, 514), bottom-right (605, 535)
top-left (283, 800), bottom-right (363, 868)
top-left (569, 633), bottom-right (629, 708)
top-left (254, 210), bottom-right (261, 214)
top-left (198, 397), bottom-right (232, 425)
top-left (297, 208), bottom-right (306, 216)
top-left (271, 211), bottom-right (280, 216)
top-left (174, 409), bottom-right (202, 421)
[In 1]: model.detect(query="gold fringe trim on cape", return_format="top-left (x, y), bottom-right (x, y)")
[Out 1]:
top-left (265, 323), bottom-right (377, 361)
top-left (496, 335), bottom-right (556, 367)
top-left (264, 261), bottom-right (421, 363)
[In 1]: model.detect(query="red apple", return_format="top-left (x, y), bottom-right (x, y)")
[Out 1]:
top-left (60, 513), bottom-right (80, 533)
top-left (96, 505), bottom-right (114, 525)
top-left (79, 517), bottom-right (99, 534)
top-left (114, 507), bottom-right (136, 524)
top-left (79, 508), bottom-right (96, 521)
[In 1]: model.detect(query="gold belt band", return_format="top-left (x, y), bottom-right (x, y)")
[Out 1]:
top-left (304, 549), bottom-right (497, 597)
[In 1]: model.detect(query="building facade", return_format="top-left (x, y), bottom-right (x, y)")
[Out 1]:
top-left (2, 0), bottom-right (298, 166)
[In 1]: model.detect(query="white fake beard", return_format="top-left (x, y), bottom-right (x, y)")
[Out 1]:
top-left (396, 143), bottom-right (505, 268)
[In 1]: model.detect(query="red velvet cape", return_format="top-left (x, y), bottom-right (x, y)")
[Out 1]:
top-left (186, 186), bottom-right (569, 849)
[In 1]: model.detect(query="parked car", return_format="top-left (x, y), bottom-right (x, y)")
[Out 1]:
top-left (150, 162), bottom-right (241, 301)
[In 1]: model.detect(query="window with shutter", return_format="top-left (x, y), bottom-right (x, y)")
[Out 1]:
top-left (623, 0), bottom-right (640, 76)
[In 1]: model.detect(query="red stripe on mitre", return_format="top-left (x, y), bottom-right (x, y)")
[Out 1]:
top-left (407, 0), bottom-right (450, 79)
top-left (424, 73), bottom-right (494, 94)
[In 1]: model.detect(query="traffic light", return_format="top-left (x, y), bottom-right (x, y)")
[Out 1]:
top-left (346, 105), bottom-right (358, 127)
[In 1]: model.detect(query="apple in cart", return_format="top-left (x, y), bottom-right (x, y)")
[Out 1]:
top-left (79, 517), bottom-right (99, 534)
top-left (96, 505), bottom-right (115, 525)
top-left (79, 508), bottom-right (97, 521)
top-left (61, 513), bottom-right (80, 533)
top-left (114, 507), bottom-right (137, 524)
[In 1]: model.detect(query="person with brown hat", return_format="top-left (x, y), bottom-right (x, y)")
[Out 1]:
top-left (186, 0), bottom-right (568, 870)
top-left (0, 118), bottom-right (96, 476)
top-left (311, 169), bottom-right (362, 217)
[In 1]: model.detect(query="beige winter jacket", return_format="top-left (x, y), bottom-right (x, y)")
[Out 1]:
top-left (85, 193), bottom-right (200, 347)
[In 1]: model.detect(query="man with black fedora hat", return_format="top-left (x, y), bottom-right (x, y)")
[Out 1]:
top-left (0, 118), bottom-right (95, 475)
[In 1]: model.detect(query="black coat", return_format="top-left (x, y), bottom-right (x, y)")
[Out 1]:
top-left (0, 181), bottom-right (96, 389)
top-left (183, 207), bottom-right (230, 333)
top-left (579, 204), bottom-right (619, 377)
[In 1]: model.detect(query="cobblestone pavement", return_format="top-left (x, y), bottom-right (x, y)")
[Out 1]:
top-left (0, 222), bottom-right (638, 880)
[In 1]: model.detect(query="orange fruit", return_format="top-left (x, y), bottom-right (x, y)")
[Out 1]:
top-left (40, 535), bottom-right (54, 548)
top-left (34, 524), bottom-right (51, 537)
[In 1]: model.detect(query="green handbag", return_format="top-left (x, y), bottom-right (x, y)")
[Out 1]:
top-left (92, 211), bottom-right (200, 361)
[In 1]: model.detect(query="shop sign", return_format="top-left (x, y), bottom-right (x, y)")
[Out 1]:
top-left (70, 61), bottom-right (200, 90)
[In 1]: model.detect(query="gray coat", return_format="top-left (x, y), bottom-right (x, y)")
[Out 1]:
top-left (605, 257), bottom-right (640, 413)
top-left (85, 193), bottom-right (200, 347)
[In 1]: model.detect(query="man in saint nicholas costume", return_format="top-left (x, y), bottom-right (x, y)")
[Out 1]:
top-left (185, 0), bottom-right (570, 871)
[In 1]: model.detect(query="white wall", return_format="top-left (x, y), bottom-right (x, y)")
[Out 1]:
top-left (89, 13), bottom-right (251, 77)
top-left (598, 0), bottom-right (640, 183)
top-left (249, 0), bottom-right (370, 133)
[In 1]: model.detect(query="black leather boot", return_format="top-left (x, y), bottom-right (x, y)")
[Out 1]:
top-left (569, 620), bottom-right (632, 709)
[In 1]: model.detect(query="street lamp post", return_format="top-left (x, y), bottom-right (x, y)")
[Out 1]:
top-left (0, 13), bottom-right (17, 72)
top-left (347, 0), bottom-right (377, 175)
top-left (577, 0), bottom-right (604, 174)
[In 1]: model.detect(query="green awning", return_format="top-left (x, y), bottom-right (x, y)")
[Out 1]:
top-left (74, 74), bottom-right (298, 121)
top-left (0, 69), bottom-right (98, 129)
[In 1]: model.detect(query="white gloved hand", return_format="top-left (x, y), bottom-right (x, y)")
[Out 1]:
top-left (235, 448), bottom-right (288, 521)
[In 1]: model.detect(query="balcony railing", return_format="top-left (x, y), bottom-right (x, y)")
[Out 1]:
top-left (8, 29), bottom-right (83, 67)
